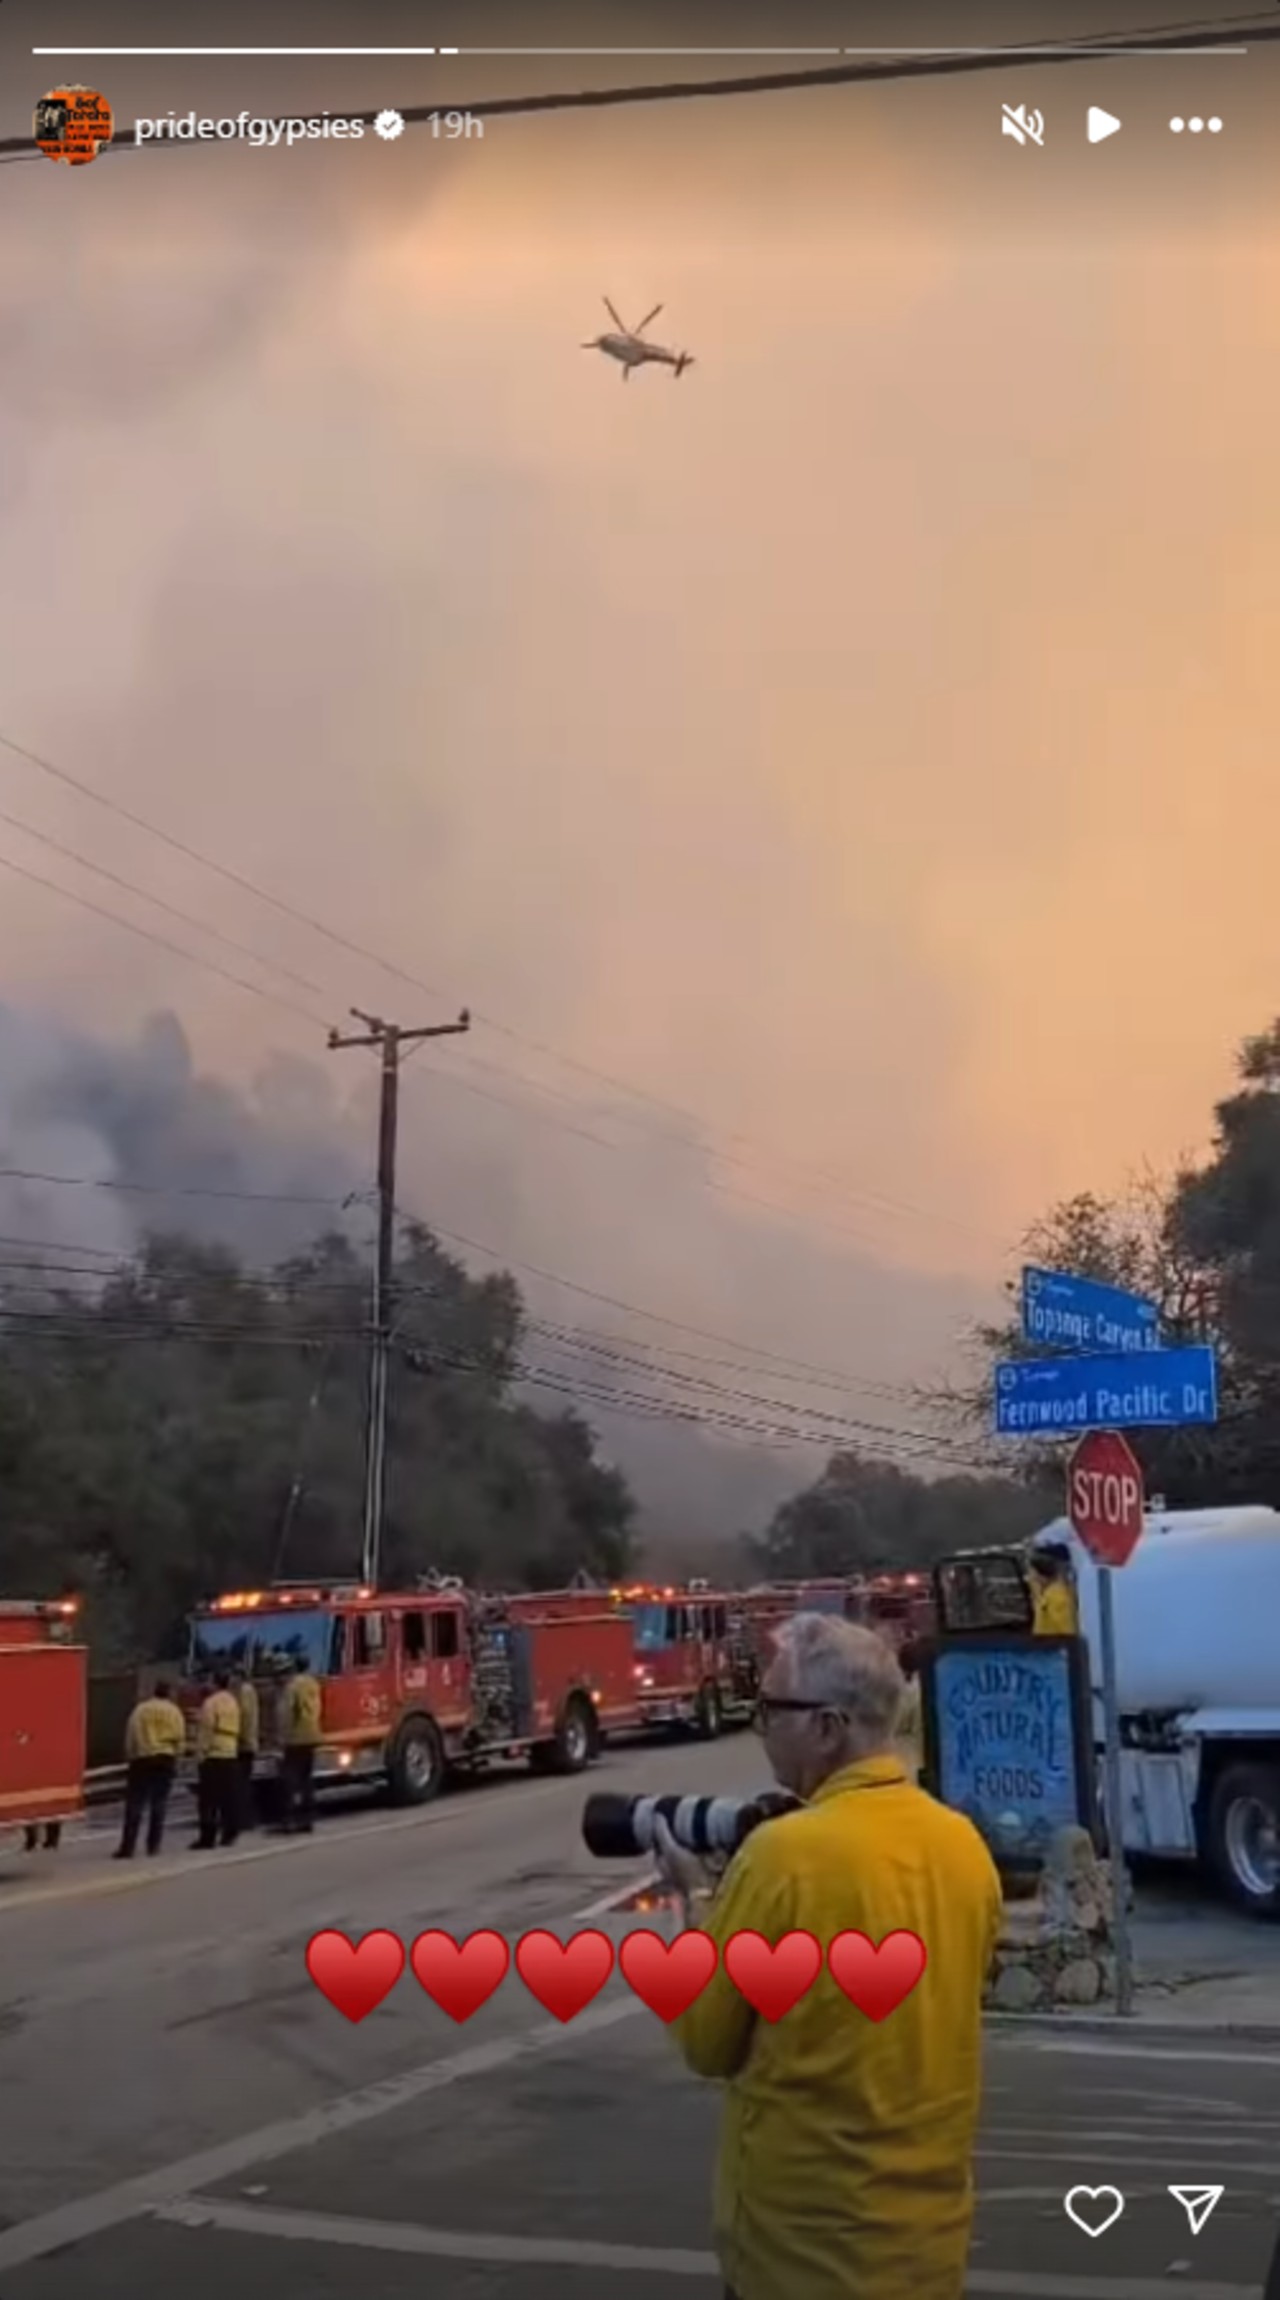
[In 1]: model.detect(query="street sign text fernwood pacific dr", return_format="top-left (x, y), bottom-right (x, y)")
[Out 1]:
top-left (995, 1345), bottom-right (1217, 1436)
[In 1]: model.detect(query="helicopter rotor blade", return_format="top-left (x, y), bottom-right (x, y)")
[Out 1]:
top-left (634, 304), bottom-right (663, 337)
top-left (603, 296), bottom-right (626, 332)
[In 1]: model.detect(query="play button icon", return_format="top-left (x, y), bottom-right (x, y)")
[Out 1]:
top-left (1087, 106), bottom-right (1122, 143)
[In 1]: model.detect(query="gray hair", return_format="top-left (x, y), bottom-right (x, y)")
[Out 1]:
top-left (773, 1612), bottom-right (905, 1747)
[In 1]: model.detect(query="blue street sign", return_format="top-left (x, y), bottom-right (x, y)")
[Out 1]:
top-left (1021, 1266), bottom-right (1160, 1355)
top-left (995, 1345), bottom-right (1217, 1437)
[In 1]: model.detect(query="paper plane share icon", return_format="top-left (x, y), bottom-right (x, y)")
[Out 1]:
top-left (1168, 2185), bottom-right (1225, 2236)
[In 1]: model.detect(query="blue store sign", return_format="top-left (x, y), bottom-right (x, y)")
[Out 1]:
top-left (923, 1635), bottom-right (1096, 1866)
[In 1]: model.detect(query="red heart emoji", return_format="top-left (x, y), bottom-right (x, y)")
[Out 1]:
top-left (410, 1929), bottom-right (509, 2023)
top-left (723, 1929), bottom-right (821, 2021)
top-left (828, 1930), bottom-right (927, 2022)
top-left (618, 1928), bottom-right (718, 2022)
top-left (515, 1928), bottom-right (614, 2023)
top-left (305, 1928), bottom-right (405, 2023)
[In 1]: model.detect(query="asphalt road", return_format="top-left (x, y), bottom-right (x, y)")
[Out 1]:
top-left (3, 1730), bottom-right (1279, 2299)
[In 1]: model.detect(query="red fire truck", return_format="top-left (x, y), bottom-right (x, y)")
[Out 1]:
top-left (184, 1579), bottom-right (641, 1805)
top-left (862, 1570), bottom-right (935, 1651)
top-left (731, 1573), bottom-right (935, 1668)
top-left (475, 1578), bottom-right (767, 1735)
top-left (0, 1598), bottom-right (87, 1842)
top-left (606, 1582), bottom-right (762, 1735)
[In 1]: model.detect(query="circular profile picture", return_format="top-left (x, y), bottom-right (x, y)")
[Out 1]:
top-left (33, 85), bottom-right (114, 166)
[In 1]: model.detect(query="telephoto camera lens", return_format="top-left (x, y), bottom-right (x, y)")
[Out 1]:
top-left (582, 1789), bottom-right (800, 1860)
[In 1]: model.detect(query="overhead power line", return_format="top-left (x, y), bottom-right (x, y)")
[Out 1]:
top-left (0, 1164), bottom-right (359, 1208)
top-left (0, 799), bottom-right (332, 1007)
top-left (526, 1314), bottom-right (910, 1405)
top-left (0, 845), bottom-right (327, 1031)
top-left (0, 727), bottom-right (1004, 1253)
top-left (0, 1182), bottom-right (934, 1410)
top-left (0, 1298), bottom-right (988, 1468)
top-left (2, 14), bottom-right (1276, 162)
top-left (414, 1209), bottom-right (949, 1403)
top-left (524, 1323), bottom-right (937, 1441)
top-left (527, 1315), bottom-right (911, 1408)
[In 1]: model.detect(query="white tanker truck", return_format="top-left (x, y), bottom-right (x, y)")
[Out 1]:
top-left (935, 1505), bottom-right (1280, 1919)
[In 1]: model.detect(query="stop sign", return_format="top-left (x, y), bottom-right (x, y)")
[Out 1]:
top-left (1067, 1430), bottom-right (1145, 1567)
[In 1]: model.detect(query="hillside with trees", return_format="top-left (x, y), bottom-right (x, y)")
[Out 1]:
top-left (749, 1448), bottom-right (1051, 1580)
top-left (0, 1221), bottom-right (635, 1661)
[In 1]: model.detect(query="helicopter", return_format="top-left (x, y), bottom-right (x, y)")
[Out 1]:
top-left (582, 298), bottom-right (694, 381)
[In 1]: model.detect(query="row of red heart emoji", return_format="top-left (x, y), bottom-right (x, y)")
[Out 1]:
top-left (306, 1925), bottom-right (927, 2027)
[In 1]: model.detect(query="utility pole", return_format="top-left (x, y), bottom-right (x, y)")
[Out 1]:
top-left (329, 1005), bottom-right (471, 1588)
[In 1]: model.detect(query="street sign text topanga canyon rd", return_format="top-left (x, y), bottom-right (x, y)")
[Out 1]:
top-left (1021, 1267), bottom-right (1160, 1354)
top-left (995, 1344), bottom-right (1217, 1435)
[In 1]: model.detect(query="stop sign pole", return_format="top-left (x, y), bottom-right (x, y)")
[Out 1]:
top-left (1067, 1430), bottom-right (1145, 2018)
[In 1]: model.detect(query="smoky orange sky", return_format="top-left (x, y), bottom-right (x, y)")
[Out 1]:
top-left (0, 10), bottom-right (1276, 1524)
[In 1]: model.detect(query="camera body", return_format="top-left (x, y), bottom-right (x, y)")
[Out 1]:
top-left (582, 1788), bottom-right (800, 1861)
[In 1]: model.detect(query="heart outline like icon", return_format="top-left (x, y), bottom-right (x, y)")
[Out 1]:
top-left (1063, 2185), bottom-right (1126, 2239)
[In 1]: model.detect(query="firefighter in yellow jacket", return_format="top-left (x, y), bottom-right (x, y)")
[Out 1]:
top-left (115, 1678), bottom-right (187, 1859)
top-left (1030, 1544), bottom-right (1080, 1638)
top-left (194, 1670), bottom-right (241, 1850)
top-left (232, 1666), bottom-right (260, 1833)
top-left (279, 1653), bottom-right (322, 1835)
top-left (657, 1613), bottom-right (1002, 2300)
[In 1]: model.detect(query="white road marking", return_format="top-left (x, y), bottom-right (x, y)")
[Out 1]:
top-left (576, 1868), bottom-right (664, 1918)
top-left (977, 2187), bottom-right (1077, 2202)
top-left (575, 1876), bottom-right (665, 1920)
top-left (145, 2198), bottom-right (1257, 2298)
top-left (1025, 2039), bottom-right (1280, 2066)
top-left (980, 2143), bottom-right (1279, 2175)
top-left (0, 1996), bottom-right (645, 2275)
top-left (981, 2124), bottom-right (1280, 2161)
top-left (961, 2281), bottom-right (1254, 2299)
top-left (156, 2196), bottom-right (720, 2274)
top-left (0, 1784), bottom-right (570, 1918)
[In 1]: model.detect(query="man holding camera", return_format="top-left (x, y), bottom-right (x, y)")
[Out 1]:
top-left (655, 1612), bottom-right (1001, 2300)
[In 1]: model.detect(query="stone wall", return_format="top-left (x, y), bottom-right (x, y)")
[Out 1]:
top-left (985, 1825), bottom-right (1130, 2013)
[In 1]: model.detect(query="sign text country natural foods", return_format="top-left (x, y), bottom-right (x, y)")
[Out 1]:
top-left (1020, 1267), bottom-right (1160, 1354)
top-left (995, 1345), bottom-right (1218, 1435)
top-left (932, 1645), bottom-right (1082, 1855)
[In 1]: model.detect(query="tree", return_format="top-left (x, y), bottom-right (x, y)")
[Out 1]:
top-left (933, 1015), bottom-right (1280, 1507)
top-left (1167, 1018), bottom-right (1280, 1492)
top-left (929, 1173), bottom-right (1241, 1505)
top-left (752, 1447), bottom-right (1049, 1580)
top-left (0, 1222), bottom-right (637, 1659)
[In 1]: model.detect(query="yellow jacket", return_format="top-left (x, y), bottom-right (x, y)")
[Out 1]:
top-left (673, 1755), bottom-right (1003, 2300)
top-left (236, 1680), bottom-right (260, 1755)
top-left (284, 1672), bottom-right (322, 1747)
top-left (1032, 1579), bottom-right (1078, 1637)
top-left (124, 1696), bottom-right (187, 1762)
top-left (196, 1688), bottom-right (240, 1761)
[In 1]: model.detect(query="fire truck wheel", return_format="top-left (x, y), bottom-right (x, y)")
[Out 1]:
top-left (551, 1694), bottom-right (595, 1775)
top-left (696, 1682), bottom-right (722, 1739)
top-left (1206, 1761), bottom-right (1280, 1919)
top-left (387, 1716), bottom-right (447, 1806)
